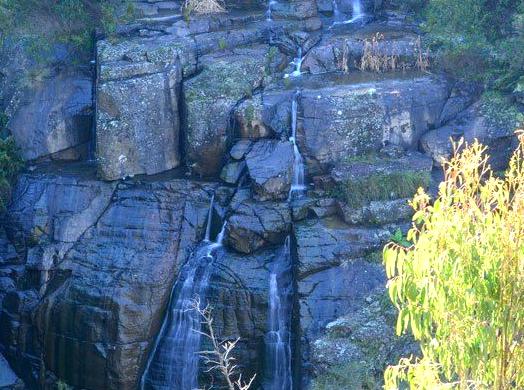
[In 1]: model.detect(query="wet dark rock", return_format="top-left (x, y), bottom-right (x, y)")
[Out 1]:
top-left (421, 102), bottom-right (519, 170)
top-left (184, 47), bottom-right (268, 177)
top-left (6, 67), bottom-right (92, 162)
top-left (245, 139), bottom-right (294, 201)
top-left (220, 160), bottom-right (246, 184)
top-left (224, 199), bottom-right (291, 254)
top-left (0, 352), bottom-right (24, 389)
top-left (0, 172), bottom-right (215, 389)
top-left (205, 247), bottom-right (274, 385)
top-left (230, 140), bottom-right (253, 160)
top-left (295, 217), bottom-right (391, 380)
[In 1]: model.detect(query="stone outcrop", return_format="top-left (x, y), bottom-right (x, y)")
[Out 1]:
top-left (299, 75), bottom-right (449, 174)
top-left (5, 67), bottom-right (92, 162)
top-left (184, 47), bottom-right (268, 177)
top-left (0, 171), bottom-right (215, 389)
top-left (295, 217), bottom-right (393, 381)
top-left (95, 36), bottom-right (197, 180)
top-left (224, 199), bottom-right (291, 253)
top-left (421, 102), bottom-right (519, 170)
top-left (310, 290), bottom-right (418, 389)
top-left (245, 139), bottom-right (294, 201)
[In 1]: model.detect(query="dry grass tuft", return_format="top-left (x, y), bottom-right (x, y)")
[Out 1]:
top-left (183, 0), bottom-right (225, 17)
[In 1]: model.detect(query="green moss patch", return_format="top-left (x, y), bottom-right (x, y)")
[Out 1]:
top-left (332, 170), bottom-right (430, 208)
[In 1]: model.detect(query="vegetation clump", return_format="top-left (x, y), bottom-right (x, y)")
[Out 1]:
top-left (403, 0), bottom-right (523, 94)
top-left (0, 136), bottom-right (23, 210)
top-left (0, 0), bottom-right (134, 62)
top-left (333, 170), bottom-right (430, 208)
top-left (383, 134), bottom-right (524, 389)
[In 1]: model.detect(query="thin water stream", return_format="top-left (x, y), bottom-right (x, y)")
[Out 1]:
top-left (264, 237), bottom-right (294, 390)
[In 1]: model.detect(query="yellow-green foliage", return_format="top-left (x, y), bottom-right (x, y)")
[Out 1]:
top-left (383, 135), bottom-right (524, 389)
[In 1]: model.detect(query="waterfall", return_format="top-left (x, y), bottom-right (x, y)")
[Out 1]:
top-left (285, 48), bottom-right (303, 78)
top-left (204, 194), bottom-right (215, 242)
top-left (264, 237), bottom-right (294, 390)
top-left (140, 197), bottom-right (225, 390)
top-left (332, 0), bottom-right (342, 22)
top-left (266, 0), bottom-right (276, 21)
top-left (330, 0), bottom-right (364, 27)
top-left (289, 90), bottom-right (306, 200)
top-left (351, 0), bottom-right (363, 21)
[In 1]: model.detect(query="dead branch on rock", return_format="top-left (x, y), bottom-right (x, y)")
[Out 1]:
top-left (191, 297), bottom-right (256, 390)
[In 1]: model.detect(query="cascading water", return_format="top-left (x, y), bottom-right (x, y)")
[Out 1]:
top-left (289, 90), bottom-right (306, 200)
top-left (140, 196), bottom-right (225, 390)
top-left (285, 48), bottom-right (303, 78)
top-left (332, 0), bottom-right (342, 22)
top-left (331, 0), bottom-right (364, 26)
top-left (266, 0), bottom-right (276, 21)
top-left (264, 236), bottom-right (294, 390)
top-left (351, 0), bottom-right (363, 22)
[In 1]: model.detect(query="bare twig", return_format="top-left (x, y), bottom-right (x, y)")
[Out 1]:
top-left (191, 297), bottom-right (256, 390)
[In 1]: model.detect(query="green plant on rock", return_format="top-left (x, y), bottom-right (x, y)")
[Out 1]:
top-left (332, 171), bottom-right (430, 208)
top-left (313, 363), bottom-right (379, 390)
top-left (0, 0), bottom-right (134, 62)
top-left (0, 136), bottom-right (23, 210)
top-left (407, 0), bottom-right (524, 91)
top-left (383, 135), bottom-right (524, 389)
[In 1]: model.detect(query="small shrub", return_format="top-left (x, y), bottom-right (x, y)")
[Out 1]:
top-left (384, 135), bottom-right (524, 389)
top-left (0, 136), bottom-right (23, 210)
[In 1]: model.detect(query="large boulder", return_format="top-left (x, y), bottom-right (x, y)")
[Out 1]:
top-left (0, 171), bottom-right (215, 389)
top-left (421, 101), bottom-right (521, 170)
top-left (330, 152), bottom-right (433, 208)
top-left (184, 47), bottom-right (268, 177)
top-left (245, 139), bottom-right (294, 201)
top-left (96, 36), bottom-right (197, 180)
top-left (299, 75), bottom-right (449, 174)
top-left (224, 199), bottom-right (291, 254)
top-left (6, 66), bottom-right (93, 162)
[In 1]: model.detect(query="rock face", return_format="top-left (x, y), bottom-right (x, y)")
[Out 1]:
top-left (310, 290), bottom-right (418, 389)
top-left (225, 199), bottom-right (291, 253)
top-left (184, 47), bottom-right (268, 177)
top-left (205, 247), bottom-right (274, 383)
top-left (95, 37), bottom-right (194, 180)
top-left (0, 171), bottom-right (215, 389)
top-left (6, 67), bottom-right (93, 162)
top-left (295, 217), bottom-right (394, 382)
top-left (421, 102), bottom-right (519, 170)
top-left (0, 352), bottom-right (23, 389)
top-left (2, 1), bottom-right (522, 389)
top-left (245, 139), bottom-right (294, 201)
top-left (299, 75), bottom-right (449, 174)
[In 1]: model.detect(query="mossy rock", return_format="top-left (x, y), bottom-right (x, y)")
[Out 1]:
top-left (330, 152), bottom-right (432, 208)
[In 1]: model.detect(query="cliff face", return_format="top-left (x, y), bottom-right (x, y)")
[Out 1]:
top-left (0, 1), bottom-right (518, 389)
